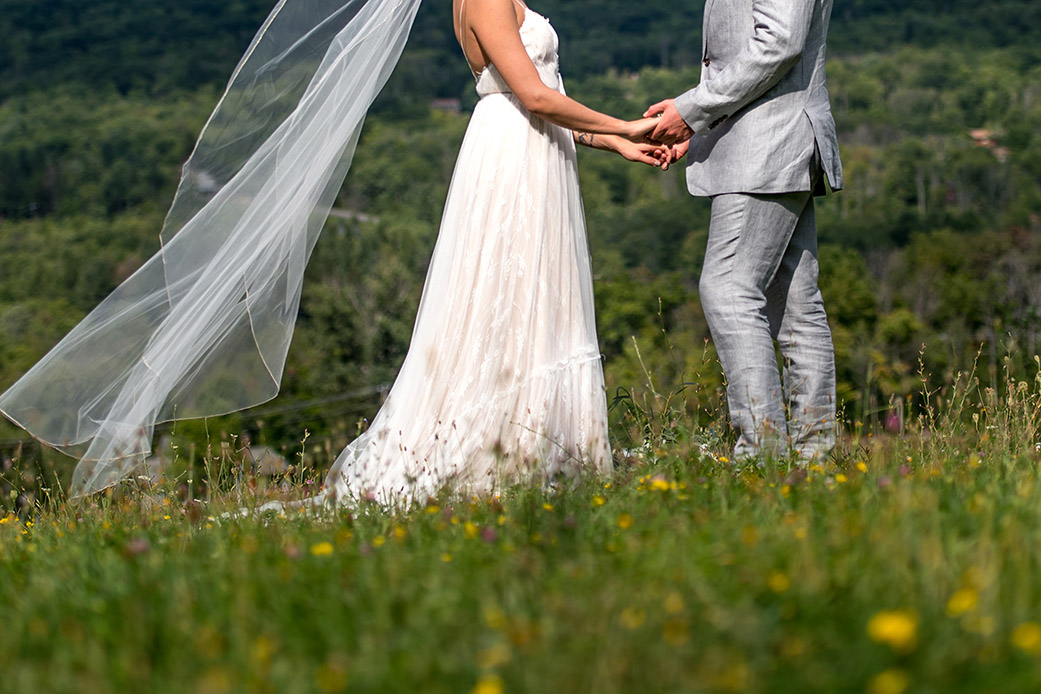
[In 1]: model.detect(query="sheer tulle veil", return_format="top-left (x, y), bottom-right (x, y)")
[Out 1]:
top-left (0, 0), bottom-right (424, 497)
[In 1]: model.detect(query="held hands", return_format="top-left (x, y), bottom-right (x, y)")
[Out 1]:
top-left (615, 118), bottom-right (689, 170)
top-left (643, 99), bottom-right (694, 145)
top-left (597, 113), bottom-right (690, 170)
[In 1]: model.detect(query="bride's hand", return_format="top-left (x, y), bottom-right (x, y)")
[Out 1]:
top-left (615, 139), bottom-right (668, 167)
top-left (657, 140), bottom-right (690, 172)
top-left (623, 117), bottom-right (661, 143)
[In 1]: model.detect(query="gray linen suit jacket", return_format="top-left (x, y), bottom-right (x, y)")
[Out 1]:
top-left (675, 0), bottom-right (843, 196)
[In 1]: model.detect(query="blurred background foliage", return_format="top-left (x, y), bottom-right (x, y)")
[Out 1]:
top-left (1, 0), bottom-right (1040, 481)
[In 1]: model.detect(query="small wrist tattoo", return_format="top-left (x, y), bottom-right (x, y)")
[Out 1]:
top-left (577, 132), bottom-right (594, 147)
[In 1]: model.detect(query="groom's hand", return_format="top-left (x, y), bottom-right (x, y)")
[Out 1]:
top-left (644, 99), bottom-right (694, 146)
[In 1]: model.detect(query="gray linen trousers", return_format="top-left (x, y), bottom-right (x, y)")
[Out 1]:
top-left (674, 0), bottom-right (842, 459)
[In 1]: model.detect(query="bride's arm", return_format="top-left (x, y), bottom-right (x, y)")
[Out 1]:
top-left (466, 0), bottom-right (656, 141)
top-left (573, 131), bottom-right (670, 168)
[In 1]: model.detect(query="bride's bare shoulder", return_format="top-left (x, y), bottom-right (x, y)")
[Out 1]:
top-left (455, 0), bottom-right (526, 33)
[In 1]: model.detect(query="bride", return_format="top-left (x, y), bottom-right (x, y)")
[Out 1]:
top-left (0, 0), bottom-right (670, 504)
top-left (321, 0), bottom-right (665, 502)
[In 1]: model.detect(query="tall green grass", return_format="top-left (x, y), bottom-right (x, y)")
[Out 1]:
top-left (2, 355), bottom-right (1041, 693)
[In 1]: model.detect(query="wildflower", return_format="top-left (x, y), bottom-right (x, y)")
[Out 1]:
top-left (392, 525), bottom-right (406, 540)
top-left (781, 485), bottom-right (791, 497)
top-left (856, 461), bottom-right (868, 473)
top-left (664, 592), bottom-right (685, 615)
top-left (123, 537), bottom-right (151, 557)
top-left (483, 605), bottom-right (507, 630)
top-left (867, 610), bottom-right (918, 652)
top-left (835, 473), bottom-right (848, 484)
top-left (441, 553), bottom-right (453, 563)
top-left (620, 607), bottom-right (646, 630)
top-left (650, 476), bottom-right (670, 491)
top-left (591, 496), bottom-right (606, 507)
top-left (481, 526), bottom-right (498, 543)
top-left (251, 636), bottom-right (273, 665)
top-left (371, 535), bottom-right (386, 547)
top-left (542, 503), bottom-right (554, 511)
top-left (868, 668), bottom-right (910, 694)
top-left (425, 505), bottom-right (440, 514)
top-left (310, 542), bottom-right (334, 556)
top-left (767, 571), bottom-right (791, 594)
top-left (663, 618), bottom-right (689, 646)
top-left (471, 674), bottom-right (504, 694)
top-left (616, 513), bottom-right (633, 530)
top-left (1011, 622), bottom-right (1041, 655)
top-left (945, 588), bottom-right (978, 618)
top-left (464, 521), bottom-right (479, 539)
top-left (718, 456), bottom-right (729, 464)
top-left (741, 525), bottom-right (759, 547)
top-left (315, 657), bottom-right (349, 693)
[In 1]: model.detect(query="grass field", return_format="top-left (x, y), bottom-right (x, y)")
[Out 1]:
top-left (3, 366), bottom-right (1041, 693)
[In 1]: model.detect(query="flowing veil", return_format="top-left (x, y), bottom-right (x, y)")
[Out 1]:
top-left (0, 0), bottom-right (424, 497)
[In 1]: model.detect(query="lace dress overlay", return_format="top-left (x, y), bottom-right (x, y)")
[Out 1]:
top-left (323, 8), bottom-right (611, 503)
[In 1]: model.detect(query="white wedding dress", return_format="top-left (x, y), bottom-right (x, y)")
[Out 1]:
top-left (321, 7), bottom-right (611, 504)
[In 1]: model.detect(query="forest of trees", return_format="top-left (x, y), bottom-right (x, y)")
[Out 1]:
top-left (1, 0), bottom-right (1040, 472)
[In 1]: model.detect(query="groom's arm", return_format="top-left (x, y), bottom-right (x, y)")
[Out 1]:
top-left (675, 0), bottom-right (815, 134)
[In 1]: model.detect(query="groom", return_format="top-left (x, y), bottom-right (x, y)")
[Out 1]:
top-left (646, 0), bottom-right (843, 461)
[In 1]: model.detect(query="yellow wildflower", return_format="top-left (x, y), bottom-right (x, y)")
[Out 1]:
top-left (465, 522), bottom-right (479, 539)
top-left (620, 607), bottom-right (645, 630)
top-left (856, 461), bottom-right (869, 473)
top-left (741, 525), bottom-right (759, 547)
top-left (425, 505), bottom-right (440, 514)
top-left (868, 668), bottom-right (910, 694)
top-left (483, 605), bottom-right (507, 631)
top-left (542, 503), bottom-right (554, 511)
top-left (310, 542), bottom-right (334, 556)
top-left (945, 588), bottom-right (978, 617)
top-left (371, 535), bottom-right (386, 547)
top-left (835, 473), bottom-right (848, 484)
top-left (617, 513), bottom-right (633, 530)
top-left (440, 553), bottom-right (453, 563)
top-left (591, 496), bottom-right (606, 507)
top-left (867, 610), bottom-right (918, 652)
top-left (664, 592), bottom-right (685, 615)
top-left (471, 674), bottom-right (504, 694)
top-left (650, 476), bottom-right (671, 491)
top-left (1011, 622), bottom-right (1041, 655)
top-left (663, 618), bottom-right (689, 646)
top-left (767, 571), bottom-right (791, 594)
top-left (315, 659), bottom-right (349, 693)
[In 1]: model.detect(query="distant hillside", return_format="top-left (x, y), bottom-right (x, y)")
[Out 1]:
top-left (1, 0), bottom-right (1039, 101)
